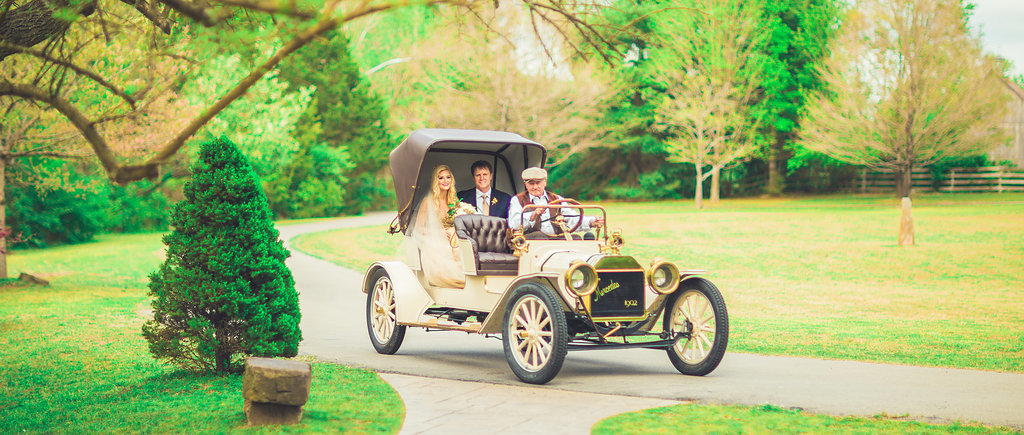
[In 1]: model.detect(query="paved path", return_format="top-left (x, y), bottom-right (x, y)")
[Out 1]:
top-left (279, 215), bottom-right (1024, 432)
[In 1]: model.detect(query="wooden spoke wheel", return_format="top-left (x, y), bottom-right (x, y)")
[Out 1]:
top-left (502, 282), bottom-right (568, 384)
top-left (664, 280), bottom-right (729, 376)
top-left (366, 270), bottom-right (406, 354)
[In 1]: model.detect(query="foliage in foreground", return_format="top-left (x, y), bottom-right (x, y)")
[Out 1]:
top-left (0, 232), bottom-right (403, 433)
top-left (593, 403), bottom-right (1018, 434)
top-left (143, 137), bottom-right (300, 373)
top-left (291, 193), bottom-right (1024, 373)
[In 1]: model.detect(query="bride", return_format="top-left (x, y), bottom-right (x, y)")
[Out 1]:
top-left (411, 165), bottom-right (475, 288)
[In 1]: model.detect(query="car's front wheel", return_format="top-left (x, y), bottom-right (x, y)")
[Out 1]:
top-left (664, 279), bottom-right (728, 376)
top-left (502, 282), bottom-right (568, 384)
top-left (366, 269), bottom-right (406, 354)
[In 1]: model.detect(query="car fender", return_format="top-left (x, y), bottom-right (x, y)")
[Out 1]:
top-left (479, 273), bottom-right (562, 334)
top-left (363, 261), bottom-right (433, 325)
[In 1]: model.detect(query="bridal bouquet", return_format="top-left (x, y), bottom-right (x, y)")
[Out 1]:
top-left (443, 201), bottom-right (479, 227)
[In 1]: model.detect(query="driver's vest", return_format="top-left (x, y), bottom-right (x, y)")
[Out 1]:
top-left (515, 191), bottom-right (562, 233)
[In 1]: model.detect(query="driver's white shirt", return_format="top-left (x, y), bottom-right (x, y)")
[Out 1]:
top-left (507, 191), bottom-right (595, 235)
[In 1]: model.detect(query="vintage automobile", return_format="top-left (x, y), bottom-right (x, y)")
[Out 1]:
top-left (363, 129), bottom-right (729, 384)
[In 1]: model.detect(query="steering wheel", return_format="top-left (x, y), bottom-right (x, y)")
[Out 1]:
top-left (547, 198), bottom-right (584, 234)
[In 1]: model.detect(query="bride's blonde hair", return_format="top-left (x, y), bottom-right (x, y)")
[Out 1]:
top-left (430, 165), bottom-right (458, 207)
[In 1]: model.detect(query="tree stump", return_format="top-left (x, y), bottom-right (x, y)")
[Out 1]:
top-left (898, 197), bottom-right (914, 247)
top-left (242, 358), bottom-right (311, 426)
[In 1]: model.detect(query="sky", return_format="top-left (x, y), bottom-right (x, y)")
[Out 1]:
top-left (969, 0), bottom-right (1024, 76)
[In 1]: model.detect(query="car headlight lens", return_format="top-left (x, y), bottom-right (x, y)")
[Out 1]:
top-left (648, 260), bottom-right (680, 294)
top-left (652, 267), bottom-right (669, 287)
top-left (571, 269), bottom-right (586, 288)
top-left (565, 261), bottom-right (598, 297)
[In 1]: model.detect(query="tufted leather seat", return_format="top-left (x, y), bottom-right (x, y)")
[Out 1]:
top-left (454, 215), bottom-right (519, 275)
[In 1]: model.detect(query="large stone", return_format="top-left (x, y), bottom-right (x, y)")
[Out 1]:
top-left (244, 399), bottom-right (303, 426)
top-left (242, 358), bottom-right (312, 406)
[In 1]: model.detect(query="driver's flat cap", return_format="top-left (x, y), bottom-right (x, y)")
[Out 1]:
top-left (522, 167), bottom-right (547, 180)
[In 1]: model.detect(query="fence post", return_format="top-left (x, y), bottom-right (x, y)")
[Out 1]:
top-left (949, 168), bottom-right (956, 192)
top-left (860, 169), bottom-right (866, 193)
top-left (997, 167), bottom-right (1004, 193)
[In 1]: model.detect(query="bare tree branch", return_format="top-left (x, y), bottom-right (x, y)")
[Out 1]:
top-left (158, 0), bottom-right (216, 26)
top-left (0, 81), bottom-right (159, 182)
top-left (118, 0), bottom-right (174, 33)
top-left (216, 0), bottom-right (317, 19)
top-left (1, 42), bottom-right (136, 109)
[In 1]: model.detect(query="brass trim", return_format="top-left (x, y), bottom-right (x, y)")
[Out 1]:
top-left (565, 261), bottom-right (598, 297)
top-left (648, 260), bottom-right (680, 295)
top-left (590, 315), bottom-right (649, 322)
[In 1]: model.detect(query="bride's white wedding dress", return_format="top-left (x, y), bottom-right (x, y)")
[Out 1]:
top-left (410, 197), bottom-right (465, 288)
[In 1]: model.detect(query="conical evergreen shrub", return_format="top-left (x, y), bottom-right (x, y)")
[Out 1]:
top-left (142, 136), bottom-right (301, 373)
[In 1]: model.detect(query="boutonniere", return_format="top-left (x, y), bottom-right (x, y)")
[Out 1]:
top-left (491, 197), bottom-right (499, 205)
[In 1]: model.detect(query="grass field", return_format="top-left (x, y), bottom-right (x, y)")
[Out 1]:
top-left (592, 403), bottom-right (1019, 434)
top-left (291, 192), bottom-right (1024, 373)
top-left (0, 233), bottom-right (404, 433)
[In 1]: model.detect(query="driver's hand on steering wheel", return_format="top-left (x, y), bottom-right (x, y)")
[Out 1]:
top-left (592, 218), bottom-right (605, 228)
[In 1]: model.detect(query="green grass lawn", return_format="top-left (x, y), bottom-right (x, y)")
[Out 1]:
top-left (593, 404), bottom-right (1019, 434)
top-left (0, 233), bottom-right (404, 433)
top-left (291, 192), bottom-right (1024, 373)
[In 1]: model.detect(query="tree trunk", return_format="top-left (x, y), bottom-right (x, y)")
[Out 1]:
top-left (766, 155), bottom-right (785, 196)
top-left (898, 196), bottom-right (914, 247)
top-left (896, 166), bottom-right (912, 198)
top-left (0, 0), bottom-right (96, 61)
top-left (0, 157), bottom-right (6, 279)
top-left (694, 164), bottom-right (704, 209)
top-left (710, 167), bottom-right (720, 203)
top-left (215, 327), bottom-right (228, 373)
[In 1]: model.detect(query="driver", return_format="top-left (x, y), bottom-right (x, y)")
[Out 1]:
top-left (507, 167), bottom-right (603, 239)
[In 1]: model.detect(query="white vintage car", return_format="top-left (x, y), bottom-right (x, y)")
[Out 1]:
top-left (363, 129), bottom-right (729, 384)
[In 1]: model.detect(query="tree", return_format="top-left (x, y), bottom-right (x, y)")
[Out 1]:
top-left (1, 0), bottom-right (624, 185)
top-left (142, 137), bottom-right (300, 373)
top-left (801, 0), bottom-right (1009, 198)
top-left (371, 6), bottom-right (618, 165)
top-left (649, 0), bottom-right (769, 208)
top-left (278, 28), bottom-right (390, 215)
top-left (748, 0), bottom-right (840, 195)
top-left (0, 5), bottom-right (192, 278)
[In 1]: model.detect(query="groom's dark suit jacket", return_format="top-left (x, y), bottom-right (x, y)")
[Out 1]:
top-left (458, 187), bottom-right (512, 219)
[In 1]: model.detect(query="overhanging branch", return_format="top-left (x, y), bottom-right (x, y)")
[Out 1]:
top-left (0, 81), bottom-right (158, 182)
top-left (0, 42), bottom-right (136, 109)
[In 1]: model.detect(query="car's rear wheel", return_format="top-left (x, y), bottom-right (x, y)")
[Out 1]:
top-left (665, 279), bottom-right (728, 376)
top-left (367, 269), bottom-right (406, 354)
top-left (502, 282), bottom-right (568, 384)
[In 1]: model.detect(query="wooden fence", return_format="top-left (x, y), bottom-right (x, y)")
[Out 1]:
top-left (856, 166), bottom-right (1024, 193)
top-left (940, 166), bottom-right (1024, 192)
top-left (855, 168), bottom-right (931, 192)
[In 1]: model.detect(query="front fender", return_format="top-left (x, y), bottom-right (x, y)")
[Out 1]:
top-left (363, 261), bottom-right (433, 324)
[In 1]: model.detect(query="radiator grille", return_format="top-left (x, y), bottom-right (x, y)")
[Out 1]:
top-left (590, 271), bottom-right (645, 319)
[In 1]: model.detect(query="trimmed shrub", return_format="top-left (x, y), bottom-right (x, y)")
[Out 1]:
top-left (142, 137), bottom-right (301, 373)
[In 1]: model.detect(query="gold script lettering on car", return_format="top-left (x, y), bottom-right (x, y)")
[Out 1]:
top-left (593, 281), bottom-right (620, 302)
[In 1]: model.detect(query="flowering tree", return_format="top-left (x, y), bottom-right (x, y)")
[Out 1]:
top-left (801, 0), bottom-right (1009, 197)
top-left (0, 6), bottom-right (193, 277)
top-left (370, 6), bottom-right (619, 165)
top-left (649, 0), bottom-right (769, 208)
top-left (1, 0), bottom-right (624, 185)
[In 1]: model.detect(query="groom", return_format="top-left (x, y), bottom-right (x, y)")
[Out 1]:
top-left (457, 160), bottom-right (512, 219)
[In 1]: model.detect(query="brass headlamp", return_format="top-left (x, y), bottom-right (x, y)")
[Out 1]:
top-left (564, 260), bottom-right (599, 297)
top-left (648, 259), bottom-right (680, 295)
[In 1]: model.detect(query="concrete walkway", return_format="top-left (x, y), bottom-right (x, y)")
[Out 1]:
top-left (278, 214), bottom-right (1024, 433)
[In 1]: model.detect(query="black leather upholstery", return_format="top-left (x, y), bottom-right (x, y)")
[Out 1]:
top-left (454, 215), bottom-right (518, 275)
